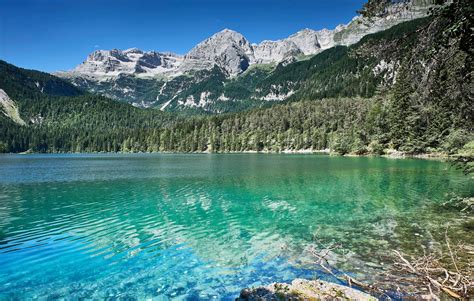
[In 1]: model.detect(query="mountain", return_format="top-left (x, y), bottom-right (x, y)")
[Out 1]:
top-left (0, 60), bottom-right (179, 153)
top-left (69, 48), bottom-right (183, 77)
top-left (182, 29), bottom-right (254, 76)
top-left (0, 0), bottom-right (471, 156)
top-left (56, 0), bottom-right (441, 112)
top-left (0, 60), bottom-right (83, 100)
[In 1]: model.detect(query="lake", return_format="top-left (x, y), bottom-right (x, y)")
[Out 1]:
top-left (0, 154), bottom-right (472, 299)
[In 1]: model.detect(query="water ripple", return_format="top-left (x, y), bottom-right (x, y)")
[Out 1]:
top-left (0, 154), bottom-right (472, 299)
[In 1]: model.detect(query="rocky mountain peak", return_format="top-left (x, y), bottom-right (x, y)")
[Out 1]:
top-left (218, 28), bottom-right (242, 36)
top-left (182, 28), bottom-right (254, 75)
top-left (188, 29), bottom-right (252, 55)
top-left (73, 48), bottom-right (183, 77)
top-left (123, 48), bottom-right (143, 54)
top-left (62, 0), bottom-right (439, 80)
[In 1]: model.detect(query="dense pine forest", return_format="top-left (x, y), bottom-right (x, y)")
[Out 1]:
top-left (0, 0), bottom-right (472, 160)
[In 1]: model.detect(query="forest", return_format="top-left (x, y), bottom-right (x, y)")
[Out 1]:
top-left (0, 0), bottom-right (472, 163)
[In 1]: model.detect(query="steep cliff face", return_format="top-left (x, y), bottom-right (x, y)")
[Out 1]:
top-left (64, 48), bottom-right (183, 77)
top-left (181, 29), bottom-right (254, 76)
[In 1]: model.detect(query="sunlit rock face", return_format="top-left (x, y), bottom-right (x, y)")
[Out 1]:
top-left (182, 29), bottom-right (254, 76)
top-left (71, 48), bottom-right (183, 77)
top-left (62, 0), bottom-right (435, 79)
top-left (55, 0), bottom-right (439, 110)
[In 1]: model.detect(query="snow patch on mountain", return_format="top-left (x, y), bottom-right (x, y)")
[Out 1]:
top-left (159, 98), bottom-right (174, 111)
top-left (35, 81), bottom-right (45, 93)
top-left (199, 91), bottom-right (212, 105)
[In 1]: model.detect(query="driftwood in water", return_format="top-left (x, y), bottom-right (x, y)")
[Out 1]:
top-left (309, 228), bottom-right (473, 300)
top-left (386, 231), bottom-right (472, 300)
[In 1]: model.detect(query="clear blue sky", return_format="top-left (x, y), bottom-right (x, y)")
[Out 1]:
top-left (0, 0), bottom-right (365, 72)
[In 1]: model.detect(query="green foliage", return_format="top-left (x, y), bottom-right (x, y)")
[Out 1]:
top-left (0, 60), bottom-right (83, 100)
top-left (0, 92), bottom-right (177, 153)
top-left (368, 140), bottom-right (385, 155)
top-left (442, 130), bottom-right (474, 154)
top-left (253, 17), bottom-right (432, 105)
top-left (452, 141), bottom-right (474, 174)
top-left (0, 1), bottom-right (471, 157)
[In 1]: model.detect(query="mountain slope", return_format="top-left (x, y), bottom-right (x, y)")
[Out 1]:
top-left (0, 0), bottom-right (470, 155)
top-left (56, 0), bottom-right (440, 112)
top-left (0, 61), bottom-right (179, 152)
top-left (253, 16), bottom-right (434, 101)
top-left (60, 15), bottom-right (440, 113)
top-left (133, 0), bottom-right (471, 154)
top-left (0, 89), bottom-right (26, 125)
top-left (148, 14), bottom-right (444, 112)
top-left (0, 60), bottom-right (83, 100)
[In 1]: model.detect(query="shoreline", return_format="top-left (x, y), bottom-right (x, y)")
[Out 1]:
top-left (10, 149), bottom-right (450, 161)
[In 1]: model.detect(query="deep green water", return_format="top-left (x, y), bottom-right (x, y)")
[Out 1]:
top-left (0, 154), bottom-right (472, 299)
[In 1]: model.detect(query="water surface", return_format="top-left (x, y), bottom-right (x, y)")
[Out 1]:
top-left (0, 154), bottom-right (472, 299)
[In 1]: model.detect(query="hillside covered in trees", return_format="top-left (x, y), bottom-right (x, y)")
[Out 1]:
top-left (0, 0), bottom-right (472, 157)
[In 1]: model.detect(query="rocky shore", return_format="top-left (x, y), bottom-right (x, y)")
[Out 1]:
top-left (236, 279), bottom-right (377, 301)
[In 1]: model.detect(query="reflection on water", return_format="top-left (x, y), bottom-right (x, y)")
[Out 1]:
top-left (0, 154), bottom-right (472, 299)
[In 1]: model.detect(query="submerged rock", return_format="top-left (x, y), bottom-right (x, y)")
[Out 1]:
top-left (236, 279), bottom-right (377, 301)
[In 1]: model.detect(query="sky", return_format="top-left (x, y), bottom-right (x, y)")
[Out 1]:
top-left (0, 0), bottom-right (366, 72)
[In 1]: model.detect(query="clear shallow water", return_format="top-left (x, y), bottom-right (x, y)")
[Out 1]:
top-left (0, 154), bottom-right (472, 299)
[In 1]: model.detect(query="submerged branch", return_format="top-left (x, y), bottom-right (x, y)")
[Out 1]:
top-left (309, 229), bottom-right (473, 300)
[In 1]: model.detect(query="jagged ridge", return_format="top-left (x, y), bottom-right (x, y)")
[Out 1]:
top-left (56, 0), bottom-right (441, 111)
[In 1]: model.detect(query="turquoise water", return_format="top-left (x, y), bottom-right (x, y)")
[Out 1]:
top-left (0, 154), bottom-right (472, 299)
